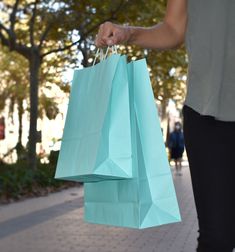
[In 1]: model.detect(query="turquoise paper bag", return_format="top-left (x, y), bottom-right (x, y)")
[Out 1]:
top-left (84, 58), bottom-right (181, 229)
top-left (55, 54), bottom-right (132, 182)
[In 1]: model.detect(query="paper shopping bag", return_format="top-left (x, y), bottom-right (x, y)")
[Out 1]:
top-left (84, 58), bottom-right (181, 229)
top-left (55, 54), bottom-right (132, 182)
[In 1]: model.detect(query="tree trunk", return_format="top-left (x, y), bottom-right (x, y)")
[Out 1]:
top-left (82, 50), bottom-right (88, 67)
top-left (16, 98), bottom-right (25, 161)
top-left (28, 51), bottom-right (40, 170)
top-left (80, 40), bottom-right (89, 67)
top-left (17, 98), bottom-right (23, 145)
top-left (161, 99), bottom-right (168, 121)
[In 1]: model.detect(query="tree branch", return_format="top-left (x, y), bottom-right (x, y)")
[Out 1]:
top-left (10, 0), bottom-right (20, 33)
top-left (0, 23), bottom-right (10, 35)
top-left (78, 42), bottom-right (89, 67)
top-left (41, 20), bottom-right (109, 58)
top-left (0, 1), bottom-right (31, 59)
top-left (38, 22), bottom-right (53, 49)
top-left (41, 0), bottom-right (125, 58)
top-left (15, 43), bottom-right (31, 59)
top-left (0, 31), bottom-right (10, 47)
top-left (111, 0), bottom-right (126, 19)
top-left (0, 28), bottom-right (30, 58)
top-left (7, 0), bottom-right (20, 50)
top-left (41, 38), bottom-right (81, 58)
top-left (29, 0), bottom-right (39, 46)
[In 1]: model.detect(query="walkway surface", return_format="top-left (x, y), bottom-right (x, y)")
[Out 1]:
top-left (0, 162), bottom-right (198, 252)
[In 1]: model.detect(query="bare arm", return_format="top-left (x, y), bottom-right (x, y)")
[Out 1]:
top-left (95, 0), bottom-right (188, 50)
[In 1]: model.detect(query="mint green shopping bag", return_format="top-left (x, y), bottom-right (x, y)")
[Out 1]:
top-left (55, 54), bottom-right (132, 182)
top-left (84, 58), bottom-right (181, 229)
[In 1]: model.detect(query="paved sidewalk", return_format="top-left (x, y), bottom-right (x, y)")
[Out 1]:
top-left (0, 163), bottom-right (198, 252)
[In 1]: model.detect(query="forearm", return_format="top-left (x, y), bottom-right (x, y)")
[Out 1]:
top-left (95, 0), bottom-right (187, 49)
top-left (127, 22), bottom-right (185, 50)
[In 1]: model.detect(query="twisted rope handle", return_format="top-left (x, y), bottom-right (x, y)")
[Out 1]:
top-left (93, 45), bottom-right (118, 66)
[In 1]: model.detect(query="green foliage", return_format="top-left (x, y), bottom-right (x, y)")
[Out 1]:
top-left (148, 48), bottom-right (188, 110)
top-left (0, 160), bottom-right (79, 203)
top-left (0, 0), bottom-right (187, 113)
top-left (0, 47), bottom-right (66, 121)
top-left (80, 0), bottom-right (187, 111)
top-left (0, 0), bottom-right (188, 167)
top-left (39, 94), bottom-right (59, 120)
top-left (0, 48), bottom-right (28, 115)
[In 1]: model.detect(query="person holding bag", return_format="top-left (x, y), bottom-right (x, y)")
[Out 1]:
top-left (95, 0), bottom-right (235, 251)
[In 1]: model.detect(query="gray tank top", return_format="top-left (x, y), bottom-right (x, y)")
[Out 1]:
top-left (185, 0), bottom-right (235, 121)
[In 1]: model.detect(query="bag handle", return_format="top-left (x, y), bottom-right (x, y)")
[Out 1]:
top-left (93, 48), bottom-right (103, 66)
top-left (104, 45), bottom-right (118, 58)
top-left (93, 45), bottom-right (118, 66)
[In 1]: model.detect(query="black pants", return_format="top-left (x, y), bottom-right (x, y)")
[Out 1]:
top-left (182, 105), bottom-right (235, 252)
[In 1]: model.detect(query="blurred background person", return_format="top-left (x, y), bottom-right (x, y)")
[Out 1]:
top-left (168, 122), bottom-right (185, 175)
